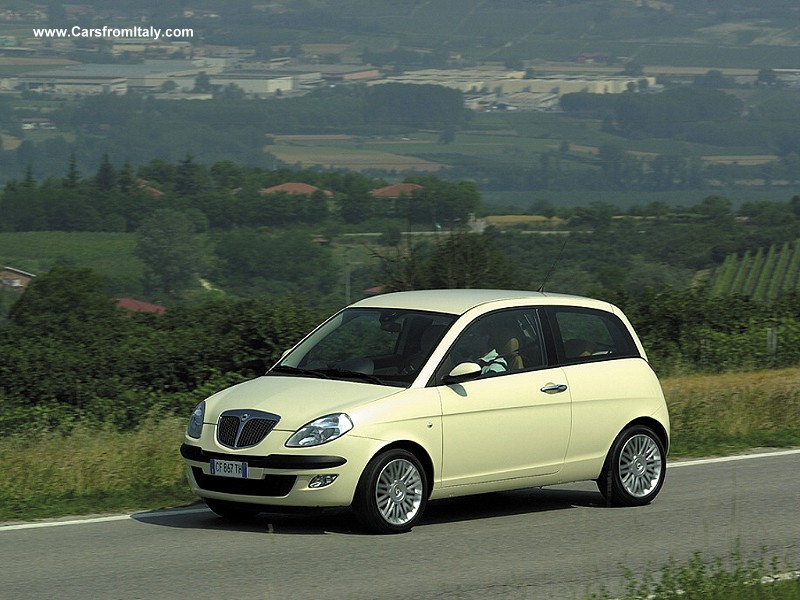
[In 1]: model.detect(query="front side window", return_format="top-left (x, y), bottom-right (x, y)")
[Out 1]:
top-left (273, 308), bottom-right (456, 387)
top-left (550, 308), bottom-right (638, 363)
top-left (436, 308), bottom-right (546, 381)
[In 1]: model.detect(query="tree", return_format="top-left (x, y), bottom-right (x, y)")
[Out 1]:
top-left (371, 239), bottom-right (432, 292)
top-left (9, 266), bottom-right (118, 330)
top-left (174, 155), bottom-right (210, 196)
top-left (373, 233), bottom-right (517, 291)
top-left (404, 178), bottom-right (480, 227)
top-left (791, 195), bottom-right (800, 218)
top-left (94, 153), bottom-right (117, 192)
top-left (364, 83), bottom-right (465, 131)
top-left (193, 72), bottom-right (212, 93)
top-left (695, 195), bottom-right (733, 222)
top-left (213, 229), bottom-right (338, 296)
top-left (117, 161), bottom-right (136, 194)
top-left (622, 61), bottom-right (644, 77)
top-left (136, 209), bottom-right (207, 297)
top-left (757, 68), bottom-right (777, 87)
top-left (428, 233), bottom-right (518, 289)
top-left (64, 153), bottom-right (81, 189)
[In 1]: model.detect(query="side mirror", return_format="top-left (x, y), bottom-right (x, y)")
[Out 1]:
top-left (443, 362), bottom-right (482, 384)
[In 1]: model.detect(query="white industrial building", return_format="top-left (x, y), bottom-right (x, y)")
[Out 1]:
top-left (16, 60), bottom-right (223, 95)
top-left (208, 72), bottom-right (297, 96)
top-left (371, 68), bottom-right (658, 109)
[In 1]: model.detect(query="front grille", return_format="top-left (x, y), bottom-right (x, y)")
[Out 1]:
top-left (192, 467), bottom-right (296, 497)
top-left (218, 416), bottom-right (240, 445)
top-left (239, 418), bottom-right (277, 447)
top-left (217, 409), bottom-right (280, 449)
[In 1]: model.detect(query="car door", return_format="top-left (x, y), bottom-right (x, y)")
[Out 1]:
top-left (545, 306), bottom-right (651, 466)
top-left (435, 308), bottom-right (572, 488)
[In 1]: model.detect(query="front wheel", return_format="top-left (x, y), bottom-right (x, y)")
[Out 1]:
top-left (598, 424), bottom-right (666, 507)
top-left (353, 449), bottom-right (428, 534)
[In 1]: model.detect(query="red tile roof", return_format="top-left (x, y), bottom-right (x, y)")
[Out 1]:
top-left (369, 183), bottom-right (423, 198)
top-left (116, 297), bottom-right (166, 314)
top-left (259, 182), bottom-right (333, 197)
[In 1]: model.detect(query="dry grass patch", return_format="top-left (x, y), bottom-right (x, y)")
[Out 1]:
top-left (662, 367), bottom-right (800, 455)
top-left (0, 416), bottom-right (192, 521)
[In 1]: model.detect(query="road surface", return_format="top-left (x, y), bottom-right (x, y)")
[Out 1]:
top-left (3, 450), bottom-right (799, 599)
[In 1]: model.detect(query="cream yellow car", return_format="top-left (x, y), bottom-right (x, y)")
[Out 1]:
top-left (181, 289), bottom-right (669, 534)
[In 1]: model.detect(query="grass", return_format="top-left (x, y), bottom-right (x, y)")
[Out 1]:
top-left (1, 366), bottom-right (799, 524)
top-left (587, 550), bottom-right (800, 599)
top-left (0, 231), bottom-right (144, 294)
top-left (662, 367), bottom-right (800, 456)
top-left (0, 415), bottom-right (196, 522)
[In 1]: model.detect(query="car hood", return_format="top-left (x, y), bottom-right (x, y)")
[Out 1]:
top-left (203, 375), bottom-right (402, 430)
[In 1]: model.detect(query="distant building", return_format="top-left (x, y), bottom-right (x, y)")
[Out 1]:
top-left (209, 71), bottom-right (295, 96)
top-left (370, 183), bottom-right (423, 198)
top-left (18, 117), bottom-right (55, 130)
top-left (17, 69), bottom-right (128, 95)
top-left (16, 60), bottom-right (223, 95)
top-left (370, 68), bottom-right (658, 109)
top-left (115, 297), bottom-right (166, 315)
top-left (319, 66), bottom-right (381, 83)
top-left (0, 266), bottom-right (35, 290)
top-left (259, 182), bottom-right (333, 197)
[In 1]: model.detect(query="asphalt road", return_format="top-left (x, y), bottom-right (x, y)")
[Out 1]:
top-left (3, 450), bottom-right (799, 600)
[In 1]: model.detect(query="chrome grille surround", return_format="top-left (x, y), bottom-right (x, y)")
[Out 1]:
top-left (216, 409), bottom-right (280, 449)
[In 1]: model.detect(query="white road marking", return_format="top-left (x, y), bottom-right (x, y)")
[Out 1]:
top-left (2, 448), bottom-right (798, 532)
top-left (668, 447), bottom-right (800, 468)
top-left (0, 507), bottom-right (209, 532)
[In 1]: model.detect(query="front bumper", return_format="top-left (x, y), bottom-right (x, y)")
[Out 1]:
top-left (181, 433), bottom-right (382, 508)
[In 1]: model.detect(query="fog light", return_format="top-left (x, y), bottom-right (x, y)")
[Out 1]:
top-left (309, 474), bottom-right (338, 489)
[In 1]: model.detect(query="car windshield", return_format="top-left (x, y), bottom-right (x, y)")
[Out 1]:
top-left (270, 308), bottom-right (457, 387)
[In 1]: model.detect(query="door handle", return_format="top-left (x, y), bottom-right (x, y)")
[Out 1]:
top-left (540, 383), bottom-right (568, 394)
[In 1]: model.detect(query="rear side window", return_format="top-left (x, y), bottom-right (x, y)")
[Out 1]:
top-left (548, 307), bottom-right (639, 364)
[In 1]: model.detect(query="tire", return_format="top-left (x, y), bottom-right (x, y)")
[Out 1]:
top-left (205, 498), bottom-right (261, 520)
top-left (353, 449), bottom-right (428, 534)
top-left (598, 424), bottom-right (666, 507)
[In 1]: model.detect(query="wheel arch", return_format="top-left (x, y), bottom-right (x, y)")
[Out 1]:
top-left (621, 416), bottom-right (669, 455)
top-left (372, 440), bottom-right (435, 498)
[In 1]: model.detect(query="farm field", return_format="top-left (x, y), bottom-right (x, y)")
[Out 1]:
top-left (268, 119), bottom-right (782, 186)
top-left (268, 143), bottom-right (445, 171)
top-left (0, 232), bottom-right (144, 293)
top-left (712, 240), bottom-right (800, 301)
top-left (0, 56), bottom-right (79, 77)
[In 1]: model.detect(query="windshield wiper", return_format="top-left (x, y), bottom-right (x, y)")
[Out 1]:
top-left (316, 369), bottom-right (384, 385)
top-left (268, 365), bottom-right (331, 380)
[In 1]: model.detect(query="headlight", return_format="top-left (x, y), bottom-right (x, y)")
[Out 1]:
top-left (286, 413), bottom-right (353, 447)
top-left (187, 401), bottom-right (206, 439)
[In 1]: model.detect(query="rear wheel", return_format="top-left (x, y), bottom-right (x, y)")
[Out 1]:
top-left (353, 449), bottom-right (428, 534)
top-left (598, 424), bottom-right (666, 506)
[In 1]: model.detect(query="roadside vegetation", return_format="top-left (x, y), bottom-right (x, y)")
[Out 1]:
top-left (2, 163), bottom-right (800, 523)
top-left (1, 346), bottom-right (798, 523)
top-left (586, 550), bottom-right (800, 600)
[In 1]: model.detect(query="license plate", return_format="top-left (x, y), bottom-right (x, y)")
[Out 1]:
top-left (209, 458), bottom-right (248, 478)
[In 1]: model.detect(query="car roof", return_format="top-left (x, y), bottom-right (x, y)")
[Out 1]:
top-left (350, 289), bottom-right (615, 316)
